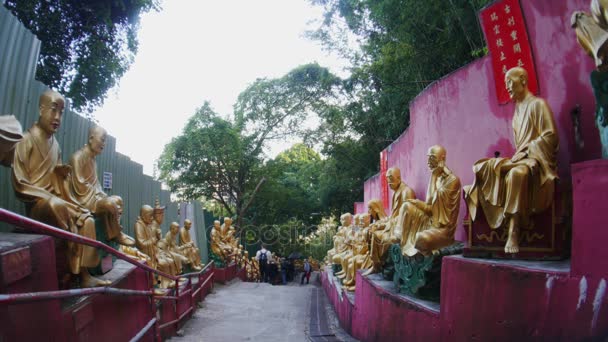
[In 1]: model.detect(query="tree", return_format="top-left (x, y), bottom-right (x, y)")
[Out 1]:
top-left (157, 64), bottom-right (341, 230)
top-left (3, 0), bottom-right (159, 112)
top-left (248, 143), bottom-right (324, 226)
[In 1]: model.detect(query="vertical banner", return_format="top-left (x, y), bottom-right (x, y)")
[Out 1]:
top-left (380, 150), bottom-right (389, 211)
top-left (480, 0), bottom-right (538, 104)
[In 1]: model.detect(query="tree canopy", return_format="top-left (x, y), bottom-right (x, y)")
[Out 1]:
top-left (3, 0), bottom-right (159, 112)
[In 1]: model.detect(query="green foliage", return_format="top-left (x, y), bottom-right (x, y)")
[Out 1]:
top-left (3, 0), bottom-right (159, 112)
top-left (157, 64), bottom-right (341, 229)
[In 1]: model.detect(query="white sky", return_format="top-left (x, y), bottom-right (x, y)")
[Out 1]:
top-left (92, 0), bottom-right (351, 176)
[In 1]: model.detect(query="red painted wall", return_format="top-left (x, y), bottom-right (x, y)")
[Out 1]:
top-left (363, 0), bottom-right (601, 241)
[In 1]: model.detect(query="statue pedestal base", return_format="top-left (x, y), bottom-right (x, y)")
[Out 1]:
top-left (390, 242), bottom-right (463, 300)
top-left (214, 262), bottom-right (237, 284)
top-left (463, 187), bottom-right (570, 260)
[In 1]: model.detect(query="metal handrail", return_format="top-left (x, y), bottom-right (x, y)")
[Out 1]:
top-left (0, 208), bottom-right (178, 281)
top-left (0, 207), bottom-right (216, 341)
top-left (0, 287), bottom-right (153, 305)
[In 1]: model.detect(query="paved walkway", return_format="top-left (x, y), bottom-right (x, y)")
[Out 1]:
top-left (170, 273), bottom-right (358, 342)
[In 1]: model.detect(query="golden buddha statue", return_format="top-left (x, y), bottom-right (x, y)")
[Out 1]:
top-left (364, 169), bottom-right (416, 274)
top-left (326, 213), bottom-right (351, 264)
top-left (156, 239), bottom-right (182, 289)
top-left (210, 220), bottom-right (229, 260)
top-left (12, 90), bottom-right (110, 287)
top-left (331, 213), bottom-right (353, 268)
top-left (464, 67), bottom-right (559, 254)
top-left (399, 145), bottom-right (461, 256)
top-left (221, 217), bottom-right (239, 262)
top-left (163, 222), bottom-right (190, 269)
top-left (572, 0), bottom-right (608, 71)
top-left (179, 219), bottom-right (203, 271)
top-left (68, 125), bottom-right (134, 246)
top-left (0, 115), bottom-right (22, 166)
top-left (134, 205), bottom-right (158, 269)
top-left (342, 213), bottom-right (373, 291)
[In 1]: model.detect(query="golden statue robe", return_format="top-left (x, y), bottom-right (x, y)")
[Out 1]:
top-left (163, 231), bottom-right (188, 270)
top-left (401, 170), bottom-right (461, 256)
top-left (179, 227), bottom-right (202, 268)
top-left (12, 124), bottom-right (99, 274)
top-left (68, 146), bottom-right (122, 240)
top-left (464, 94), bottom-right (558, 230)
top-left (368, 182), bottom-right (415, 267)
top-left (134, 217), bottom-right (157, 269)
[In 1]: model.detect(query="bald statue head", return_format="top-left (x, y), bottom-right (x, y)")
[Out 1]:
top-left (170, 222), bottom-right (179, 235)
top-left (184, 219), bottom-right (192, 230)
top-left (367, 199), bottom-right (387, 221)
top-left (140, 205), bottom-right (154, 224)
top-left (38, 90), bottom-right (65, 136)
top-left (505, 67), bottom-right (529, 102)
top-left (87, 126), bottom-right (107, 156)
top-left (340, 213), bottom-right (352, 227)
top-left (427, 145), bottom-right (447, 173)
top-left (386, 167), bottom-right (402, 191)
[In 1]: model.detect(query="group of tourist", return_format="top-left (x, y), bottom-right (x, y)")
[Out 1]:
top-left (254, 245), bottom-right (315, 285)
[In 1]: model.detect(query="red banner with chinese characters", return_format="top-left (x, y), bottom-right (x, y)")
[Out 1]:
top-left (380, 150), bottom-right (389, 211)
top-left (480, 0), bottom-right (538, 104)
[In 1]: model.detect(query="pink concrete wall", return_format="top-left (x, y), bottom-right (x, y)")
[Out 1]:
top-left (570, 159), bottom-right (608, 279)
top-left (363, 0), bottom-right (602, 240)
top-left (354, 202), bottom-right (366, 215)
top-left (363, 174), bottom-right (382, 208)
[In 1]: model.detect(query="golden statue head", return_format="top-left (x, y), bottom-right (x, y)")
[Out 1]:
top-left (504, 67), bottom-right (529, 102)
top-left (367, 199), bottom-right (387, 221)
top-left (386, 167), bottom-right (402, 191)
top-left (427, 145), bottom-right (447, 172)
top-left (360, 213), bottom-right (371, 227)
top-left (213, 220), bottom-right (221, 229)
top-left (153, 198), bottom-right (165, 224)
top-left (87, 126), bottom-right (107, 156)
top-left (38, 90), bottom-right (65, 136)
top-left (339, 213), bottom-right (352, 227)
top-left (140, 205), bottom-right (154, 224)
top-left (244, 251), bottom-right (249, 257)
top-left (170, 222), bottom-right (179, 235)
top-left (353, 214), bottom-right (361, 227)
top-left (223, 217), bottom-right (232, 228)
top-left (184, 219), bottom-right (192, 230)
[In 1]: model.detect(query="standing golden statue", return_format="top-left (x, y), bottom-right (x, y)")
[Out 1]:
top-left (68, 125), bottom-right (134, 246)
top-left (179, 219), bottom-right (203, 271)
top-left (151, 199), bottom-right (165, 242)
top-left (11, 90), bottom-right (110, 287)
top-left (400, 145), bottom-right (461, 256)
top-left (464, 67), bottom-right (559, 254)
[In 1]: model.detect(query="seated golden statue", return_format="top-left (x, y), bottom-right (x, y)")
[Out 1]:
top-left (179, 219), bottom-right (203, 271)
top-left (331, 213), bottom-right (353, 268)
top-left (134, 205), bottom-right (158, 269)
top-left (156, 239), bottom-right (182, 289)
top-left (164, 222), bottom-right (190, 268)
top-left (0, 115), bottom-right (22, 166)
top-left (326, 213), bottom-right (351, 264)
top-left (464, 67), bottom-right (559, 254)
top-left (399, 145), bottom-right (461, 256)
top-left (68, 125), bottom-right (134, 246)
top-left (221, 217), bottom-right (239, 259)
top-left (342, 213), bottom-right (373, 291)
top-left (210, 220), bottom-right (230, 261)
top-left (12, 90), bottom-right (110, 287)
top-left (365, 168), bottom-right (416, 273)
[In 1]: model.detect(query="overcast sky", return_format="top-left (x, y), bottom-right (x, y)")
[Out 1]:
top-left (92, 0), bottom-right (350, 176)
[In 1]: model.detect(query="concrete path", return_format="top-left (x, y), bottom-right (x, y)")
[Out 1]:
top-left (170, 277), bottom-right (315, 342)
